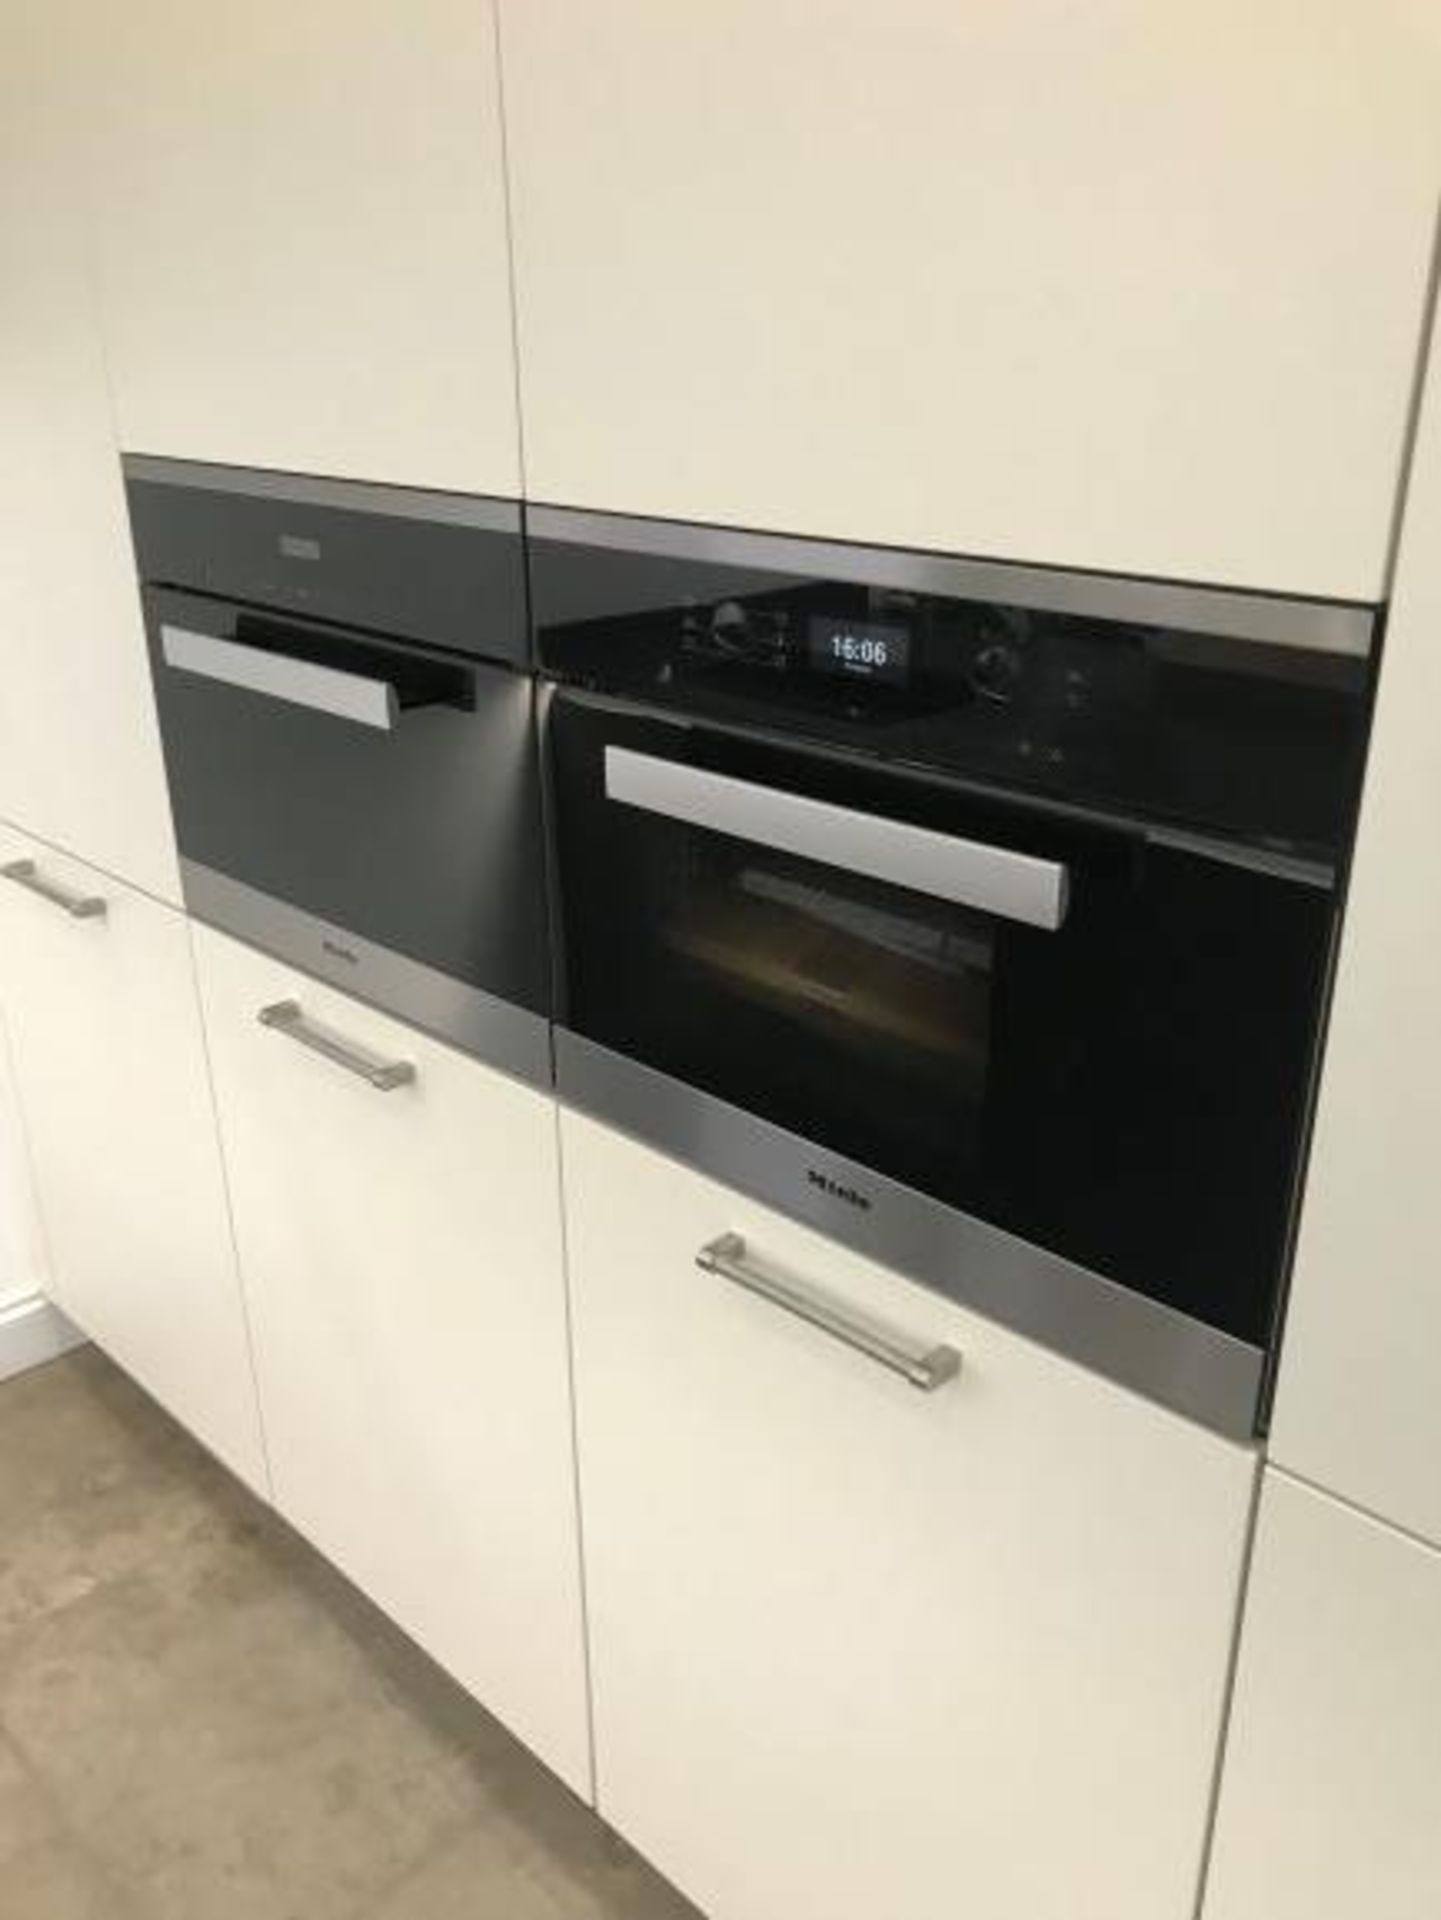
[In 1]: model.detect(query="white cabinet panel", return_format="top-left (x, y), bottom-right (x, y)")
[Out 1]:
top-left (0, 6), bottom-right (178, 900)
top-left (1204, 1472), bottom-right (1441, 1920)
top-left (193, 928), bottom-right (590, 1796)
top-left (562, 1111), bottom-right (1257, 1920)
top-left (501, 2), bottom-right (1441, 597)
top-left (1271, 295), bottom-right (1441, 1546)
top-left (88, 0), bottom-right (520, 494)
top-left (0, 826), bottom-right (264, 1488)
top-left (0, 1010), bottom-right (50, 1311)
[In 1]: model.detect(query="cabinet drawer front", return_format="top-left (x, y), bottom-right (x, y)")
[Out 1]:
top-left (193, 926), bottom-right (591, 1795)
top-left (562, 1110), bottom-right (1256, 1920)
top-left (0, 826), bottom-right (264, 1487)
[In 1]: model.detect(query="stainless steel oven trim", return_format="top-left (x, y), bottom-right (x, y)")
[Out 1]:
top-left (161, 625), bottom-right (399, 730)
top-left (123, 453), bottom-right (522, 534)
top-left (528, 502), bottom-right (1375, 657)
top-left (605, 744), bottom-right (1069, 928)
top-left (555, 1028), bottom-right (1265, 1439)
top-left (182, 861), bottom-right (551, 1090)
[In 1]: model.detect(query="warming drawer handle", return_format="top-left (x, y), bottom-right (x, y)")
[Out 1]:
top-left (697, 1232), bottom-right (962, 1391)
top-left (604, 746), bottom-right (1069, 930)
top-left (1, 858), bottom-right (107, 921)
top-left (258, 1000), bottom-right (416, 1091)
top-left (161, 625), bottom-right (399, 732)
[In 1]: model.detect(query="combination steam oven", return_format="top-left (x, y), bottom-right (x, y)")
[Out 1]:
top-left (128, 458), bottom-right (550, 1086)
top-left (532, 506), bottom-right (1377, 1436)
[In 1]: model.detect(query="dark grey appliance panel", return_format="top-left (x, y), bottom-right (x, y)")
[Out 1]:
top-left (147, 587), bottom-right (550, 1073)
top-left (534, 503), bottom-right (1381, 1436)
top-left (125, 456), bottom-right (527, 665)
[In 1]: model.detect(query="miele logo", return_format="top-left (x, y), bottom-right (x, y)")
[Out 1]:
top-left (321, 937), bottom-right (359, 967)
top-left (806, 1168), bottom-right (872, 1212)
top-left (279, 532), bottom-right (322, 563)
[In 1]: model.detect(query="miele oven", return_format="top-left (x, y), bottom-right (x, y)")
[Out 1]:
top-left (532, 505), bottom-right (1378, 1436)
top-left (127, 456), bottom-right (550, 1086)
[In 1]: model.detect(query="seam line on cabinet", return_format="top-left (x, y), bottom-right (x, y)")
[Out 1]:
top-left (182, 918), bottom-right (277, 1500)
top-left (0, 815), bottom-right (184, 919)
top-left (1381, 191), bottom-right (1441, 596)
top-left (550, 1103), bottom-right (601, 1804)
top-left (1188, 1452), bottom-right (1264, 1920)
top-left (490, 0), bottom-right (531, 500)
top-left (1267, 1463), bottom-right (1441, 1559)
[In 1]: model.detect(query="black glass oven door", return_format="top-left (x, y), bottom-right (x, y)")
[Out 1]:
top-left (147, 587), bottom-right (549, 1021)
top-left (547, 688), bottom-right (1334, 1348)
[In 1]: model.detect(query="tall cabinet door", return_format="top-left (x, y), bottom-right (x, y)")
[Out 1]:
top-left (1203, 1472), bottom-right (1441, 1920)
top-left (192, 927), bottom-right (591, 1796)
top-left (561, 1111), bottom-right (1258, 1920)
top-left (0, 826), bottom-right (264, 1489)
top-left (501, 1), bottom-right (1441, 597)
top-left (1269, 295), bottom-right (1441, 1547)
top-left (86, 1), bottom-right (520, 493)
top-left (0, 5), bottom-right (178, 900)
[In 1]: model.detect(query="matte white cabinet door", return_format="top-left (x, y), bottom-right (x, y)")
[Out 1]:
top-left (0, 7), bottom-right (179, 901)
top-left (87, 1), bottom-right (520, 494)
top-left (193, 928), bottom-right (590, 1796)
top-left (0, 1009), bottom-right (51, 1311)
top-left (0, 826), bottom-right (264, 1488)
top-left (1270, 295), bottom-right (1441, 1547)
top-left (1203, 1472), bottom-right (1441, 1920)
top-left (501, 2), bottom-right (1441, 598)
top-left (561, 1112), bottom-right (1257, 1920)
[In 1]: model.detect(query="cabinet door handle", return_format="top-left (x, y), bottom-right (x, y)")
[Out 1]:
top-left (1, 858), bottom-right (107, 920)
top-left (258, 999), bottom-right (415, 1091)
top-left (697, 1232), bottom-right (961, 1391)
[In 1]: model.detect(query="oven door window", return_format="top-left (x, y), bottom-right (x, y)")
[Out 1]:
top-left (548, 691), bottom-right (1333, 1348)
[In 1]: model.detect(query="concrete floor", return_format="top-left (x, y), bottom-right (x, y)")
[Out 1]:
top-left (0, 1346), bottom-right (699, 1919)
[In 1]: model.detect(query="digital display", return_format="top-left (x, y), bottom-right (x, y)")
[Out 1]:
top-left (807, 615), bottom-right (912, 688)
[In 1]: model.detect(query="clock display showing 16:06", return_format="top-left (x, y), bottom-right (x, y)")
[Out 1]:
top-left (806, 614), bottom-right (912, 688)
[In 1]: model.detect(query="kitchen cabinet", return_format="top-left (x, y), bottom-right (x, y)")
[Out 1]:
top-left (0, 1009), bottom-right (50, 1311)
top-left (192, 927), bottom-right (590, 1796)
top-left (1270, 294), bottom-right (1441, 1546)
top-left (560, 1110), bottom-right (1258, 1920)
top-left (1203, 1471), bottom-right (1441, 1920)
top-left (501, 1), bottom-right (1441, 599)
top-left (0, 824), bottom-right (264, 1488)
top-left (86, 0), bottom-right (520, 495)
top-left (0, 5), bottom-right (179, 901)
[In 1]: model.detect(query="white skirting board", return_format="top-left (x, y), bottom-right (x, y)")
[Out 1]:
top-left (0, 1291), bottom-right (84, 1384)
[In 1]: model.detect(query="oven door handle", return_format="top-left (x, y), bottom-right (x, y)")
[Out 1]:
top-left (604, 745), bottom-right (1069, 929)
top-left (161, 625), bottom-right (398, 731)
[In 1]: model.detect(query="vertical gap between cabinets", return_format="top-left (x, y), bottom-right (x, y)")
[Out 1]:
top-left (1381, 191), bottom-right (1441, 596)
top-left (185, 921), bottom-right (277, 1500)
top-left (550, 1105), bottom-right (602, 1806)
top-left (490, 0), bottom-right (532, 502)
top-left (1188, 1456), bottom-right (1266, 1920)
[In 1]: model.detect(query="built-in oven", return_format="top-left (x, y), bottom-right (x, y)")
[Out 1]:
top-left (127, 457), bottom-right (549, 1086)
top-left (532, 505), bottom-right (1378, 1436)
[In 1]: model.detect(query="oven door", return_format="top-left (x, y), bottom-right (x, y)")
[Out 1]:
top-left (546, 687), bottom-right (1335, 1412)
top-left (148, 588), bottom-right (550, 1082)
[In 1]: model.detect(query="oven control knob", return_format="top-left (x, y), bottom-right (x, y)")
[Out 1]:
top-left (971, 642), bottom-right (1021, 701)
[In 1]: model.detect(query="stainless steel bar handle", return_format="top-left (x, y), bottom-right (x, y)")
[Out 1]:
top-left (1, 859), bottom-right (107, 920)
top-left (697, 1232), bottom-right (961, 1391)
top-left (161, 626), bottom-right (399, 731)
top-left (258, 1000), bottom-right (415, 1091)
top-left (605, 746), bottom-right (1069, 930)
